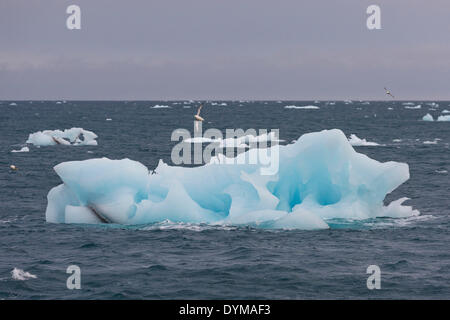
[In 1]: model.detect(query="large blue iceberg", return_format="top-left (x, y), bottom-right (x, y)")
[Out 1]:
top-left (46, 129), bottom-right (419, 230)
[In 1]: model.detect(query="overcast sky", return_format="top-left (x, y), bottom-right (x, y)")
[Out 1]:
top-left (1, 0), bottom-right (449, 100)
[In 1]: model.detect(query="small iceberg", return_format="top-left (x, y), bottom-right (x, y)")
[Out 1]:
top-left (422, 114), bottom-right (434, 121)
top-left (26, 128), bottom-right (98, 146)
top-left (11, 268), bottom-right (37, 281)
top-left (284, 105), bottom-right (319, 109)
top-left (11, 146), bottom-right (30, 153)
top-left (405, 105), bottom-right (421, 109)
top-left (437, 115), bottom-right (450, 122)
top-left (442, 109), bottom-right (450, 114)
top-left (151, 105), bottom-right (171, 109)
top-left (348, 134), bottom-right (379, 146)
top-left (185, 131), bottom-right (283, 148)
top-left (46, 129), bottom-right (418, 229)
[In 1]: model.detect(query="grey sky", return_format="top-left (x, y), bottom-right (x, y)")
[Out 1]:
top-left (1, 0), bottom-right (449, 100)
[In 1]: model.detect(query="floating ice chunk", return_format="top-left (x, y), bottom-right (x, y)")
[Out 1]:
top-left (442, 109), bottom-right (450, 114)
top-left (402, 102), bottom-right (415, 105)
top-left (437, 115), bottom-right (450, 121)
top-left (11, 268), bottom-right (37, 281)
top-left (379, 197), bottom-right (419, 218)
top-left (9, 102), bottom-right (17, 106)
top-left (46, 129), bottom-right (418, 229)
top-left (422, 113), bottom-right (434, 121)
top-left (26, 128), bottom-right (98, 146)
top-left (284, 105), bottom-right (319, 109)
top-left (405, 105), bottom-right (421, 109)
top-left (151, 105), bottom-right (171, 108)
top-left (11, 146), bottom-right (30, 153)
top-left (106, 118), bottom-right (112, 121)
top-left (348, 134), bottom-right (379, 146)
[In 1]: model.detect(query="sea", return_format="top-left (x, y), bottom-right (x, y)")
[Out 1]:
top-left (0, 100), bottom-right (449, 299)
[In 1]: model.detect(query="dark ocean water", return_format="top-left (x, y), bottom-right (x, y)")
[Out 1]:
top-left (0, 100), bottom-right (449, 299)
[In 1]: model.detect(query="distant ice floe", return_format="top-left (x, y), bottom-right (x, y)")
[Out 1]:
top-left (422, 113), bottom-right (434, 121)
top-left (284, 105), bottom-right (319, 109)
top-left (26, 128), bottom-right (98, 147)
top-left (11, 268), bottom-right (37, 281)
top-left (405, 105), bottom-right (421, 109)
top-left (152, 105), bottom-right (171, 109)
top-left (9, 102), bottom-right (17, 106)
top-left (106, 118), bottom-right (112, 121)
top-left (402, 102), bottom-right (415, 105)
top-left (45, 129), bottom-right (418, 230)
top-left (423, 139), bottom-right (438, 145)
top-left (442, 109), bottom-right (450, 114)
top-left (211, 102), bottom-right (228, 106)
top-left (11, 146), bottom-right (30, 153)
top-left (185, 131), bottom-right (283, 148)
top-left (437, 115), bottom-right (450, 122)
top-left (348, 134), bottom-right (380, 146)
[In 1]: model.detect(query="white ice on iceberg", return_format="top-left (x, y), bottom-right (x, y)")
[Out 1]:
top-left (46, 129), bottom-right (419, 229)
top-left (26, 128), bottom-right (98, 146)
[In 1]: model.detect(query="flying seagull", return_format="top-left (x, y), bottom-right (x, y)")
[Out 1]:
top-left (194, 104), bottom-right (204, 131)
top-left (384, 87), bottom-right (395, 98)
top-left (194, 104), bottom-right (204, 122)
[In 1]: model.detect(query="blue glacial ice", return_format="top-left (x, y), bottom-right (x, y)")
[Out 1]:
top-left (46, 129), bottom-right (419, 230)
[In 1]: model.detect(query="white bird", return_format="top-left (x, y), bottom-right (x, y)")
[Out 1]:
top-left (194, 104), bottom-right (204, 122)
top-left (194, 104), bottom-right (204, 131)
top-left (384, 87), bottom-right (395, 98)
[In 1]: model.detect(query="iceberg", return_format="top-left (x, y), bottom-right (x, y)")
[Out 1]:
top-left (437, 115), bottom-right (450, 122)
top-left (26, 128), bottom-right (98, 147)
top-left (185, 131), bottom-right (283, 148)
top-left (284, 105), bottom-right (319, 109)
top-left (11, 146), bottom-right (30, 153)
top-left (45, 129), bottom-right (419, 229)
top-left (151, 105), bottom-right (171, 108)
top-left (422, 113), bottom-right (434, 121)
top-left (348, 134), bottom-right (379, 146)
top-left (405, 105), bottom-right (421, 109)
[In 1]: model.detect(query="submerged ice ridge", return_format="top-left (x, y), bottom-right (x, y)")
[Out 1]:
top-left (46, 129), bottom-right (419, 230)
